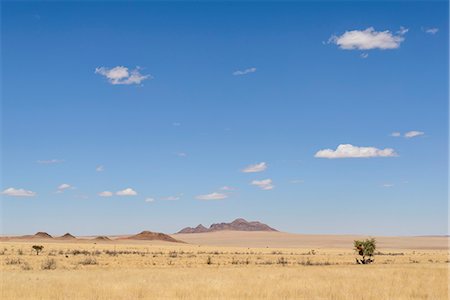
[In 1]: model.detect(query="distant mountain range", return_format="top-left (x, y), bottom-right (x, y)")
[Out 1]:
top-left (177, 218), bottom-right (278, 234)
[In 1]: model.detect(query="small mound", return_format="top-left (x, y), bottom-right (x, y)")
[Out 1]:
top-left (34, 232), bottom-right (53, 239)
top-left (126, 231), bottom-right (184, 243)
top-left (94, 236), bottom-right (111, 241)
top-left (58, 233), bottom-right (76, 240)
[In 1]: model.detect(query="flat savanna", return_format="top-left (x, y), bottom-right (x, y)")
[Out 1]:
top-left (1, 231), bottom-right (448, 299)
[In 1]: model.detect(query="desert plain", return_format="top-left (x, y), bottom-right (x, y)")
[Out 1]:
top-left (0, 230), bottom-right (448, 300)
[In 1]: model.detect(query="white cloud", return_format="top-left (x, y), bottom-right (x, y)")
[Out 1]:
top-left (176, 152), bottom-right (188, 157)
top-left (242, 162), bottom-right (267, 173)
top-left (329, 27), bottom-right (406, 50)
top-left (251, 179), bottom-right (274, 190)
top-left (196, 192), bottom-right (228, 200)
top-left (37, 159), bottom-right (64, 164)
top-left (404, 131), bottom-right (424, 138)
top-left (382, 183), bottom-right (394, 188)
top-left (425, 28), bottom-right (439, 35)
top-left (116, 188), bottom-right (138, 196)
top-left (95, 66), bottom-right (151, 85)
top-left (57, 183), bottom-right (73, 193)
top-left (233, 67), bottom-right (257, 76)
top-left (98, 191), bottom-right (113, 197)
top-left (145, 197), bottom-right (155, 203)
top-left (314, 144), bottom-right (397, 159)
top-left (2, 187), bottom-right (36, 197)
top-left (96, 165), bottom-right (104, 172)
top-left (391, 132), bottom-right (401, 137)
top-left (360, 53), bottom-right (369, 58)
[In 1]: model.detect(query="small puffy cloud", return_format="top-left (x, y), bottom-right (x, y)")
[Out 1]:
top-left (96, 165), bottom-right (104, 172)
top-left (425, 28), bottom-right (439, 35)
top-left (233, 67), bottom-right (256, 76)
top-left (176, 152), bottom-right (188, 157)
top-left (391, 132), bottom-right (401, 137)
top-left (57, 183), bottom-right (73, 193)
top-left (251, 179), bottom-right (274, 190)
top-left (329, 27), bottom-right (406, 50)
top-left (37, 159), bottom-right (64, 164)
top-left (116, 188), bottom-right (138, 196)
top-left (314, 144), bottom-right (397, 159)
top-left (2, 187), bottom-right (36, 197)
top-left (382, 183), bottom-right (394, 188)
top-left (145, 197), bottom-right (155, 203)
top-left (95, 66), bottom-right (151, 85)
top-left (196, 192), bottom-right (228, 200)
top-left (98, 191), bottom-right (113, 197)
top-left (242, 162), bottom-right (267, 173)
top-left (404, 131), bottom-right (424, 138)
top-left (360, 53), bottom-right (369, 58)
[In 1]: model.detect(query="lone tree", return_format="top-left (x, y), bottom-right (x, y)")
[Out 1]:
top-left (32, 245), bottom-right (44, 255)
top-left (354, 238), bottom-right (376, 264)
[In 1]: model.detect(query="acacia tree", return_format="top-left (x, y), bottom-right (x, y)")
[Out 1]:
top-left (354, 238), bottom-right (376, 264)
top-left (32, 245), bottom-right (44, 255)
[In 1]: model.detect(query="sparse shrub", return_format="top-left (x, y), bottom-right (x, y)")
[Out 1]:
top-left (168, 251), bottom-right (178, 258)
top-left (21, 262), bottom-right (32, 270)
top-left (354, 238), bottom-right (376, 264)
top-left (5, 257), bottom-right (22, 265)
top-left (206, 256), bottom-right (212, 265)
top-left (78, 257), bottom-right (97, 265)
top-left (277, 257), bottom-right (288, 266)
top-left (17, 249), bottom-right (23, 255)
top-left (32, 245), bottom-right (44, 256)
top-left (41, 258), bottom-right (57, 270)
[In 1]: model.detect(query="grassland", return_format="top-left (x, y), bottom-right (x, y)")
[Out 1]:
top-left (0, 233), bottom-right (448, 299)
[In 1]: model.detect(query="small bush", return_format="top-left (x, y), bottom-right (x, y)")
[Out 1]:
top-left (32, 245), bottom-right (44, 255)
top-left (41, 258), bottom-right (57, 270)
top-left (78, 257), bottom-right (97, 265)
top-left (277, 257), bottom-right (288, 266)
top-left (206, 256), bottom-right (212, 265)
top-left (21, 262), bottom-right (32, 270)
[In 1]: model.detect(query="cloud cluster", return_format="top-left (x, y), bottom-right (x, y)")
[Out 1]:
top-left (391, 131), bottom-right (425, 139)
top-left (425, 28), bottom-right (439, 35)
top-left (242, 162), bottom-right (267, 173)
top-left (233, 67), bottom-right (257, 76)
top-left (98, 188), bottom-right (137, 197)
top-left (315, 144), bottom-right (397, 159)
top-left (329, 27), bottom-right (407, 50)
top-left (2, 187), bottom-right (36, 197)
top-left (251, 179), bottom-right (274, 190)
top-left (95, 66), bottom-right (151, 85)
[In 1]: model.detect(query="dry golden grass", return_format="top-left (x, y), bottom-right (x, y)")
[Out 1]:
top-left (0, 238), bottom-right (448, 299)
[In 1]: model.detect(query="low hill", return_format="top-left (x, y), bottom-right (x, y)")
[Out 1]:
top-left (123, 231), bottom-right (185, 243)
top-left (33, 232), bottom-right (53, 239)
top-left (94, 236), bottom-right (111, 241)
top-left (177, 218), bottom-right (278, 234)
top-left (57, 233), bottom-right (77, 240)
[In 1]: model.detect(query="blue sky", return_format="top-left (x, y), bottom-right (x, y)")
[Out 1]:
top-left (1, 1), bottom-right (448, 236)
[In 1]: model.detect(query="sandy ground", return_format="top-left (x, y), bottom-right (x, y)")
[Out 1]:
top-left (2, 231), bottom-right (448, 249)
top-left (172, 231), bottom-right (449, 249)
